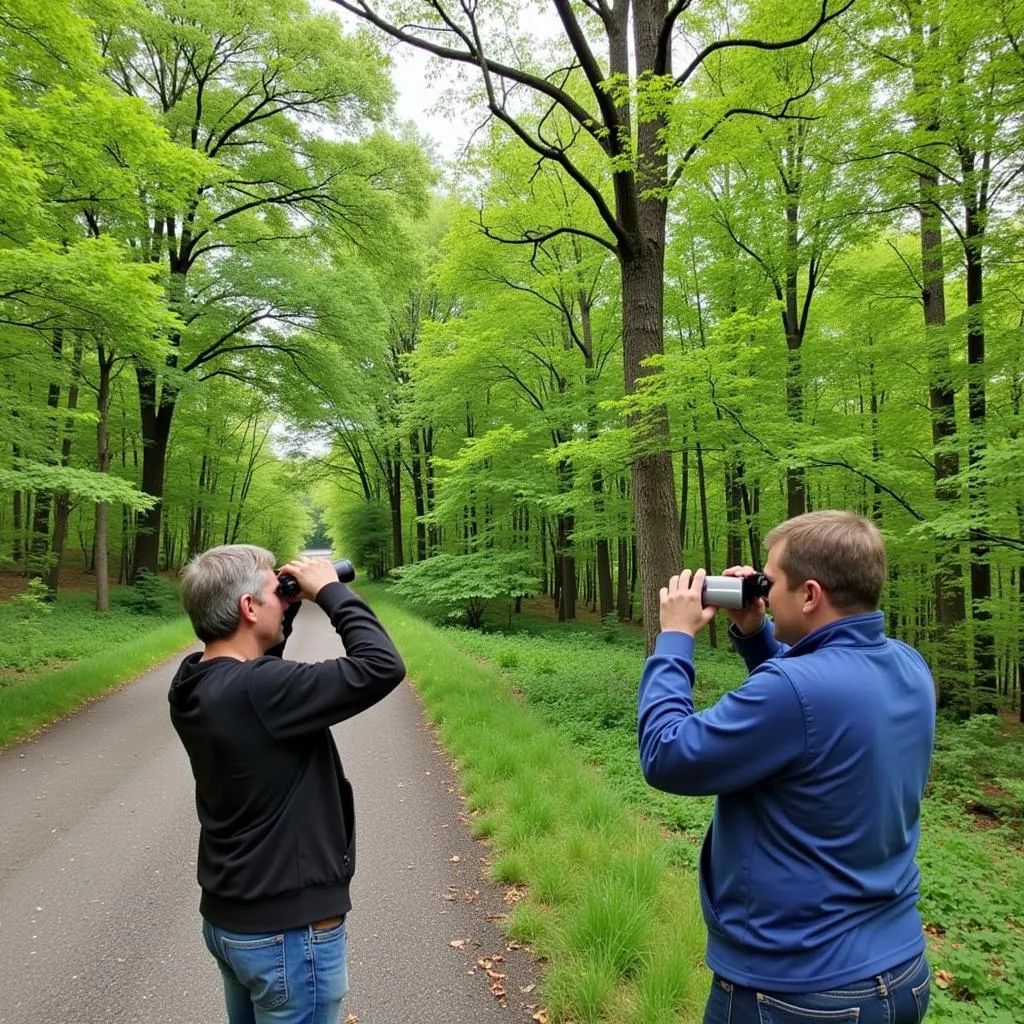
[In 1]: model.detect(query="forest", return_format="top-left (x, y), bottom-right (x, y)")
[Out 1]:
top-left (3, 2), bottom-right (1024, 1020)
top-left (2, 0), bottom-right (1022, 716)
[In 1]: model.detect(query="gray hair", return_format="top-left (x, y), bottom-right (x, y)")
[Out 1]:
top-left (179, 544), bottom-right (276, 642)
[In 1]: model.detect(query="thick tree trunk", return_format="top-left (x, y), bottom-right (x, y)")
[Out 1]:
top-left (622, 251), bottom-right (680, 653)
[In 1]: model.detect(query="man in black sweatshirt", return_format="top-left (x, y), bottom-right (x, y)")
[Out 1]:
top-left (168, 545), bottom-right (405, 1024)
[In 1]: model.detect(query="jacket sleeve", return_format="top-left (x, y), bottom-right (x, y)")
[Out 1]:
top-left (247, 582), bottom-right (406, 739)
top-left (729, 617), bottom-right (788, 672)
top-left (638, 631), bottom-right (806, 796)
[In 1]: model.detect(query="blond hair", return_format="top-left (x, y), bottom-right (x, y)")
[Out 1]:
top-left (765, 510), bottom-right (885, 611)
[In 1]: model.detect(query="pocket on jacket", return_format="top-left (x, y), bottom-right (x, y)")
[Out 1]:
top-left (221, 933), bottom-right (288, 1010)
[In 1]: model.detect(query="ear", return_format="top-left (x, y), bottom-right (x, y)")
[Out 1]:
top-left (238, 593), bottom-right (260, 625)
top-left (802, 579), bottom-right (825, 613)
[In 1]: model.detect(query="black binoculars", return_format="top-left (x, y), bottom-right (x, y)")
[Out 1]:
top-left (701, 573), bottom-right (771, 609)
top-left (276, 558), bottom-right (356, 598)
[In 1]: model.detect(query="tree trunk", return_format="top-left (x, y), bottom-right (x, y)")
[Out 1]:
top-left (696, 438), bottom-right (718, 649)
top-left (622, 250), bottom-right (680, 652)
top-left (94, 351), bottom-right (114, 612)
top-left (616, 535), bottom-right (630, 622)
top-left (911, 6), bottom-right (968, 713)
top-left (964, 183), bottom-right (995, 713)
top-left (132, 362), bottom-right (177, 579)
top-left (389, 446), bottom-right (404, 569)
top-left (43, 335), bottom-right (84, 595)
top-left (31, 330), bottom-right (64, 580)
top-left (680, 438), bottom-right (690, 554)
top-left (410, 429), bottom-right (427, 561)
top-left (784, 192), bottom-right (806, 519)
top-left (725, 458), bottom-right (744, 567)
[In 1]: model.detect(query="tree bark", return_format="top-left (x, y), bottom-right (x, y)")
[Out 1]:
top-left (132, 362), bottom-right (177, 578)
top-left (696, 437), bottom-right (718, 649)
top-left (43, 335), bottom-right (84, 596)
top-left (964, 170), bottom-right (996, 712)
top-left (94, 349), bottom-right (114, 612)
top-left (910, 6), bottom-right (968, 711)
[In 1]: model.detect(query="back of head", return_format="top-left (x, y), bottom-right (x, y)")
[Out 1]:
top-left (765, 510), bottom-right (886, 613)
top-left (179, 544), bottom-right (276, 643)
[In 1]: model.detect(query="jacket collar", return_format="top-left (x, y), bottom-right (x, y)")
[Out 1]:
top-left (781, 611), bottom-right (886, 658)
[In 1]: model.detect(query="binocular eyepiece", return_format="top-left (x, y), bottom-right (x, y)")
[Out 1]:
top-left (276, 558), bottom-right (356, 598)
top-left (700, 573), bottom-right (771, 610)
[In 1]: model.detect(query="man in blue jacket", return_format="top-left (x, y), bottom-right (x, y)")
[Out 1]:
top-left (638, 510), bottom-right (935, 1024)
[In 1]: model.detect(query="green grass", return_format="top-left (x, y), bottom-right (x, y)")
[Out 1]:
top-left (0, 577), bottom-right (183, 674)
top-left (375, 588), bottom-right (1024, 1024)
top-left (0, 581), bottom-right (196, 747)
top-left (365, 587), bottom-right (709, 1024)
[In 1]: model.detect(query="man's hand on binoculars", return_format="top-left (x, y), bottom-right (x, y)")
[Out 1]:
top-left (660, 568), bottom-right (718, 638)
top-left (721, 565), bottom-right (767, 636)
top-left (276, 556), bottom-right (340, 602)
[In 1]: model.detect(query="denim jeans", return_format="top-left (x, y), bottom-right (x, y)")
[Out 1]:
top-left (704, 952), bottom-right (931, 1024)
top-left (202, 918), bottom-right (349, 1024)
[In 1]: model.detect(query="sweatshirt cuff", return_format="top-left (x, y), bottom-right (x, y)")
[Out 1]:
top-left (653, 631), bottom-right (696, 660)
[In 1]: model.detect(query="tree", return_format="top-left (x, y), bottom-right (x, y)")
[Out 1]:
top-left (88, 0), bottom-right (429, 578)
top-left (332, 0), bottom-right (854, 649)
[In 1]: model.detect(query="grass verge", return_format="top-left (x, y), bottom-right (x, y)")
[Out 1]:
top-left (0, 616), bottom-right (196, 748)
top-left (421, 608), bottom-right (1024, 1024)
top-left (367, 588), bottom-right (709, 1024)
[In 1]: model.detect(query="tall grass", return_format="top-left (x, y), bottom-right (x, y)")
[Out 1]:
top-left (367, 588), bottom-right (708, 1024)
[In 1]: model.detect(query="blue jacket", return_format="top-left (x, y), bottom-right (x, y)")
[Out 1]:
top-left (638, 613), bottom-right (935, 991)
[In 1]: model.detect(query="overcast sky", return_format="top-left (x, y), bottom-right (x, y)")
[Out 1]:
top-left (312, 1), bottom-right (565, 165)
top-left (311, 0), bottom-right (479, 162)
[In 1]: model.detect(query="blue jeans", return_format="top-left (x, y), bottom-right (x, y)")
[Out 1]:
top-left (704, 952), bottom-right (931, 1024)
top-left (202, 918), bottom-right (349, 1024)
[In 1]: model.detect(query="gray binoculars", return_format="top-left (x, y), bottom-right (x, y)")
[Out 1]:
top-left (701, 573), bottom-right (771, 609)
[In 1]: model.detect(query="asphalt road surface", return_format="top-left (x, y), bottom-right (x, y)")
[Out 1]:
top-left (0, 597), bottom-right (540, 1023)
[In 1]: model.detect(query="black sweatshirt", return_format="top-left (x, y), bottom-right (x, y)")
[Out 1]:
top-left (168, 582), bottom-right (405, 933)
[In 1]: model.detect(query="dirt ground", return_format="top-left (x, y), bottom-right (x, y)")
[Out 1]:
top-left (0, 569), bottom-right (106, 601)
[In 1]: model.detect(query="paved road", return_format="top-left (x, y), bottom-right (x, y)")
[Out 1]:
top-left (0, 599), bottom-right (540, 1023)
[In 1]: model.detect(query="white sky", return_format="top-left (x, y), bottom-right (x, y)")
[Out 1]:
top-left (312, 1), bottom-right (561, 164)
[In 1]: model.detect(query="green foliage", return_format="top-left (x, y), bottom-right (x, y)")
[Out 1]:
top-left (116, 569), bottom-right (178, 617)
top-left (390, 551), bottom-right (539, 627)
top-left (431, 612), bottom-right (1023, 1023)
top-left (0, 613), bottom-right (194, 748)
top-left (335, 500), bottom-right (390, 579)
top-left (0, 586), bottom-right (182, 675)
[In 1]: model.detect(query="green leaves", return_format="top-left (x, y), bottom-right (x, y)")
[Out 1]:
top-left (391, 551), bottom-right (539, 627)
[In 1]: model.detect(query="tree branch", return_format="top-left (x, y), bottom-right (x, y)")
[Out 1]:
top-left (674, 0), bottom-right (855, 88)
